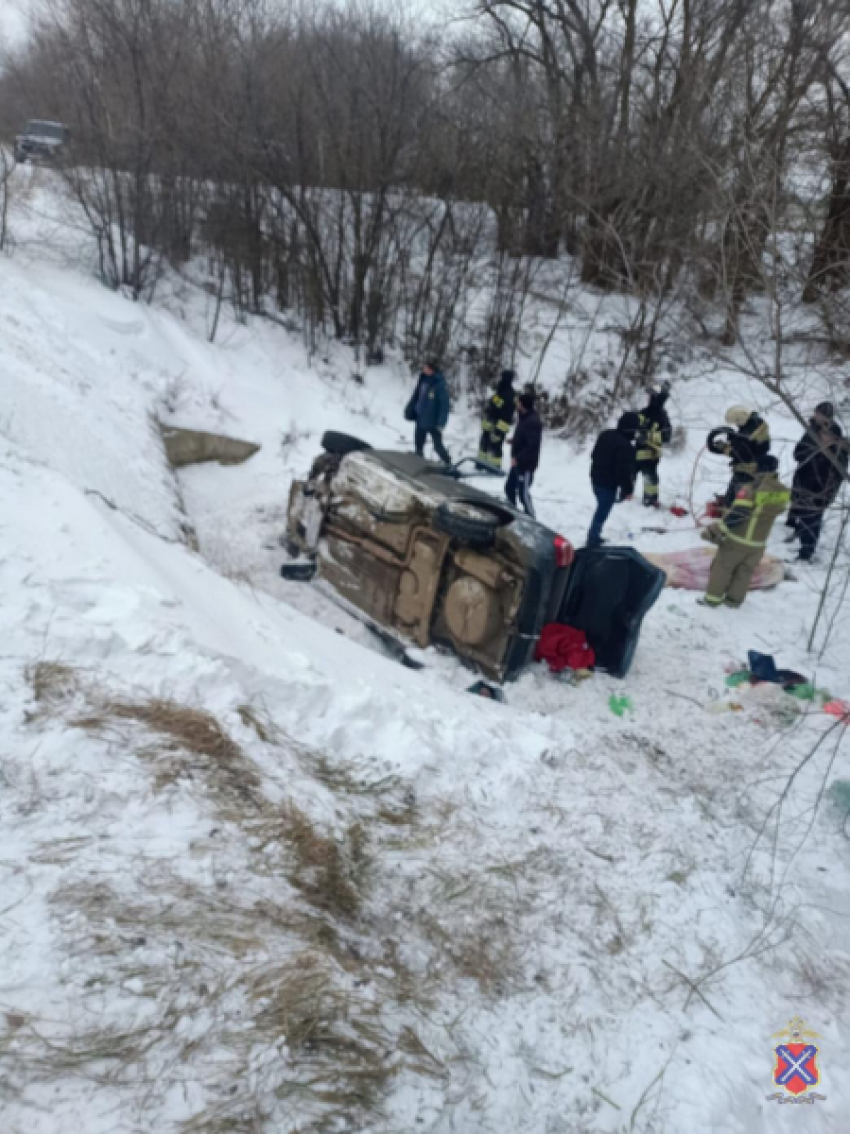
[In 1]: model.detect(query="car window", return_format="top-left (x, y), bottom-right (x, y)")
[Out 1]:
top-left (26, 121), bottom-right (65, 140)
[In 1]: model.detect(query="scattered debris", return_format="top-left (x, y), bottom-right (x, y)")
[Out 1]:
top-left (535, 624), bottom-right (595, 674)
top-left (467, 680), bottom-right (505, 701)
top-left (608, 695), bottom-right (633, 717)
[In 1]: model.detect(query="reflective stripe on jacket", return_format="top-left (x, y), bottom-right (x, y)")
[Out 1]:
top-left (482, 387), bottom-right (516, 437)
top-left (637, 417), bottom-right (664, 463)
top-left (713, 471), bottom-right (790, 548)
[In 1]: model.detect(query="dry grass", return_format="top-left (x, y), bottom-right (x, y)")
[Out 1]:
top-left (242, 954), bottom-right (395, 1111)
top-left (24, 661), bottom-right (80, 721)
top-left (13, 675), bottom-right (467, 1129)
top-left (75, 697), bottom-right (264, 810)
top-left (73, 694), bottom-right (370, 923)
top-left (237, 701), bottom-right (283, 745)
top-left (418, 908), bottom-right (519, 997)
top-left (306, 751), bottom-right (400, 798)
top-left (35, 870), bottom-right (442, 1133)
top-left (250, 804), bottom-right (367, 919)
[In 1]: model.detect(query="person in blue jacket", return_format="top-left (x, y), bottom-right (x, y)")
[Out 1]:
top-left (407, 361), bottom-right (451, 464)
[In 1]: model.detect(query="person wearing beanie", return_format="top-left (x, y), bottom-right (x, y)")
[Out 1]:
top-left (707, 405), bottom-right (771, 507)
top-left (476, 369), bottom-right (517, 472)
top-left (699, 453), bottom-right (790, 608)
top-left (586, 412), bottom-right (639, 547)
top-left (636, 381), bottom-right (673, 507)
top-left (786, 402), bottom-right (848, 561)
top-left (505, 391), bottom-right (542, 515)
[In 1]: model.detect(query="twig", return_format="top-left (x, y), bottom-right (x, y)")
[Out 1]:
top-left (664, 688), bottom-right (705, 709)
top-left (661, 959), bottom-right (725, 1021)
top-left (591, 1086), bottom-right (621, 1111)
top-left (630, 1062), bottom-right (668, 1131)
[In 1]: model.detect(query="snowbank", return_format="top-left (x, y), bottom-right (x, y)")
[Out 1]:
top-left (0, 168), bottom-right (847, 1133)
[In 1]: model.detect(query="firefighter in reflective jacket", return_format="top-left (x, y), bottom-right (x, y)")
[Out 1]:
top-left (636, 383), bottom-right (672, 506)
top-left (707, 405), bottom-right (771, 507)
top-left (476, 370), bottom-right (516, 472)
top-left (699, 455), bottom-right (790, 608)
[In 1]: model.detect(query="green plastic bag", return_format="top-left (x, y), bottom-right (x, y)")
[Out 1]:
top-left (785, 683), bottom-right (816, 701)
top-left (725, 671), bottom-right (752, 688)
top-left (609, 694), bottom-right (634, 717)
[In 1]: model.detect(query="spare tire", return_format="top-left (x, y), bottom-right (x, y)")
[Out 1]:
top-left (434, 502), bottom-right (500, 550)
top-left (321, 431), bottom-right (372, 456)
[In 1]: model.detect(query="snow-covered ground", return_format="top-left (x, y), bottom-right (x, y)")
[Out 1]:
top-left (0, 167), bottom-right (848, 1133)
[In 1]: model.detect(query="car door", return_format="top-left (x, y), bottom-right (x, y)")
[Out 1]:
top-left (556, 547), bottom-right (666, 677)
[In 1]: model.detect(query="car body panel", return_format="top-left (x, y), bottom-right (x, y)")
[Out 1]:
top-left (286, 447), bottom-right (664, 681)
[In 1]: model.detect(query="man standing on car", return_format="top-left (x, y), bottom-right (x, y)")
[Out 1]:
top-left (786, 402), bottom-right (848, 562)
top-left (587, 413), bottom-right (639, 547)
top-left (407, 360), bottom-right (451, 465)
top-left (505, 392), bottom-right (542, 516)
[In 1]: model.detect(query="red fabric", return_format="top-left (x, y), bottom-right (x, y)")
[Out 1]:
top-left (535, 624), bottom-right (596, 673)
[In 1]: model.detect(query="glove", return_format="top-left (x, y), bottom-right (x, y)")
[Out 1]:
top-left (701, 525), bottom-right (723, 545)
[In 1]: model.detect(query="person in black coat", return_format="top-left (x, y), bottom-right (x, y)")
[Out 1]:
top-left (707, 406), bottom-right (771, 507)
top-left (787, 402), bottom-right (848, 561)
top-left (587, 413), bottom-right (639, 547)
top-left (476, 370), bottom-right (516, 472)
top-left (636, 382), bottom-right (672, 506)
top-left (505, 393), bottom-right (542, 516)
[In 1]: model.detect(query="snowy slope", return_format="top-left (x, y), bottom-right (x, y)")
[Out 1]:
top-left (0, 169), bottom-right (848, 1134)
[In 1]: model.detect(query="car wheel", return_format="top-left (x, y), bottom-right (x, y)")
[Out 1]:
top-left (434, 502), bottom-right (500, 550)
top-left (320, 431), bottom-right (372, 456)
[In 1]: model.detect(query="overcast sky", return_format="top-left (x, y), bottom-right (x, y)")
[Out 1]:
top-left (0, 0), bottom-right (462, 48)
top-left (0, 0), bottom-right (31, 49)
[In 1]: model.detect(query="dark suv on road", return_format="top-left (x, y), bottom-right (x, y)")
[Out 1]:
top-left (15, 120), bottom-right (68, 164)
top-left (283, 433), bottom-right (665, 681)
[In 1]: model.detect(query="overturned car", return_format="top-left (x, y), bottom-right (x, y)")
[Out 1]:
top-left (283, 433), bottom-right (665, 681)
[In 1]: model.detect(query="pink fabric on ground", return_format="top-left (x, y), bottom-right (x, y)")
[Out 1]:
top-left (643, 547), bottom-right (784, 591)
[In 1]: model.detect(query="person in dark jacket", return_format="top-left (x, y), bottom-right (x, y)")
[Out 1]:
top-left (587, 413), bottom-right (639, 547)
top-left (505, 392), bottom-right (542, 516)
top-left (476, 370), bottom-right (516, 472)
top-left (707, 406), bottom-right (771, 507)
top-left (407, 361), bottom-right (451, 464)
top-left (636, 382), bottom-right (672, 506)
top-left (786, 402), bottom-right (848, 561)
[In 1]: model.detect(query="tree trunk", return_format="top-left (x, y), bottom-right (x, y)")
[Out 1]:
top-left (804, 137), bottom-right (850, 302)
